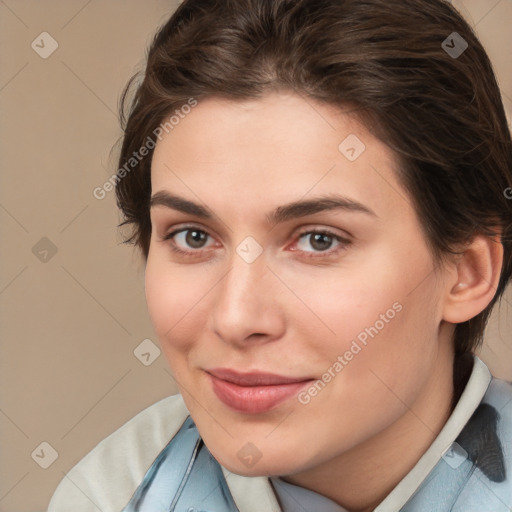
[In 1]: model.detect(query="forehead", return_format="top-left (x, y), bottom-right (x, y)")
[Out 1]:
top-left (150, 92), bottom-right (411, 222)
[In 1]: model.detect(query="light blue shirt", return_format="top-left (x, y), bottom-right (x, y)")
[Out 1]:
top-left (270, 477), bottom-right (350, 511)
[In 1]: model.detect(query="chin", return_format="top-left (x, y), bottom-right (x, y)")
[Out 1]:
top-left (216, 456), bottom-right (294, 478)
top-left (205, 441), bottom-right (310, 478)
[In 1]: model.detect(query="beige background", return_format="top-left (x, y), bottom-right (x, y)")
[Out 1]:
top-left (0, 1), bottom-right (511, 511)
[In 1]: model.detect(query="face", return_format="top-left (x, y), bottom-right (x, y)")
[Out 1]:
top-left (146, 91), bottom-right (451, 477)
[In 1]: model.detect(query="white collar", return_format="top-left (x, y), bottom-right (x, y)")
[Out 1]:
top-left (375, 355), bottom-right (491, 510)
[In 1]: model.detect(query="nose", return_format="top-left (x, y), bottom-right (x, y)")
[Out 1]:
top-left (210, 247), bottom-right (285, 347)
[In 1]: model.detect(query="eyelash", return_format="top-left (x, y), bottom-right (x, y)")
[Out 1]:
top-left (161, 224), bottom-right (352, 260)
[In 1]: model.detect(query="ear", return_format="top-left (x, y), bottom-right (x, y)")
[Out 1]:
top-left (442, 230), bottom-right (503, 324)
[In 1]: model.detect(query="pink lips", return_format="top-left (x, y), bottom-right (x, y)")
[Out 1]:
top-left (206, 368), bottom-right (314, 414)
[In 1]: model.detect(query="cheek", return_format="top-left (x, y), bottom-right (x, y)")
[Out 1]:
top-left (339, 272), bottom-right (443, 408)
top-left (144, 256), bottom-right (208, 353)
top-left (279, 260), bottom-right (406, 355)
top-left (144, 263), bottom-right (173, 338)
top-left (294, 247), bottom-right (441, 385)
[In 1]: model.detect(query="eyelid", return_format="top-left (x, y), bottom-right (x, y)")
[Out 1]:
top-left (161, 223), bottom-right (218, 248)
top-left (161, 223), bottom-right (352, 258)
top-left (293, 225), bottom-right (351, 242)
top-left (289, 227), bottom-right (352, 258)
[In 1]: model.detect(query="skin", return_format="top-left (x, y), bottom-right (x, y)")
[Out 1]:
top-left (145, 91), bottom-right (503, 511)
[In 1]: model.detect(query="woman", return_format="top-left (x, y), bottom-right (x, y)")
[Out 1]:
top-left (48, 0), bottom-right (512, 510)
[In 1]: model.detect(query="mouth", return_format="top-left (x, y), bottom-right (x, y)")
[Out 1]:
top-left (205, 368), bottom-right (315, 414)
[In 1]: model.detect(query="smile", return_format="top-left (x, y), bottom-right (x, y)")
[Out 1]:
top-left (206, 368), bottom-right (315, 414)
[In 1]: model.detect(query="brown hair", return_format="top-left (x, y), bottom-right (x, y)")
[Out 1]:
top-left (115, 0), bottom-right (512, 358)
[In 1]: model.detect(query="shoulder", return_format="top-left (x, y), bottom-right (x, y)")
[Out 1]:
top-left (47, 393), bottom-right (190, 512)
top-left (453, 376), bottom-right (512, 511)
top-left (482, 377), bottom-right (512, 456)
top-left (483, 376), bottom-right (512, 410)
top-left (481, 376), bottom-right (512, 448)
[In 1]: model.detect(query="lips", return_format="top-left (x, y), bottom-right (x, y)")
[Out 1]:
top-left (206, 368), bottom-right (314, 414)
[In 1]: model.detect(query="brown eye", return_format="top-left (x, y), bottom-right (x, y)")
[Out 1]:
top-left (293, 229), bottom-right (352, 259)
top-left (183, 229), bottom-right (208, 249)
top-left (308, 232), bottom-right (334, 251)
top-left (163, 227), bottom-right (215, 254)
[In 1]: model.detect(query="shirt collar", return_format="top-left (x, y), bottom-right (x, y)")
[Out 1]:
top-left (269, 476), bottom-right (350, 512)
top-left (375, 354), bottom-right (492, 510)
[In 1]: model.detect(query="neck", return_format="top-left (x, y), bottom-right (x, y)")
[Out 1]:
top-left (281, 329), bottom-right (457, 512)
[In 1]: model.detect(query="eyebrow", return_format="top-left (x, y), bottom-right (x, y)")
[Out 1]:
top-left (150, 191), bottom-right (377, 226)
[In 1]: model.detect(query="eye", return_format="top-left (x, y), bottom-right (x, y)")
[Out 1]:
top-left (161, 225), bottom-right (352, 260)
top-left (292, 229), bottom-right (351, 258)
top-left (162, 226), bottom-right (216, 255)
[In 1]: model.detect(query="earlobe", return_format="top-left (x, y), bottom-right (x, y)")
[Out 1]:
top-left (442, 232), bottom-right (503, 324)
